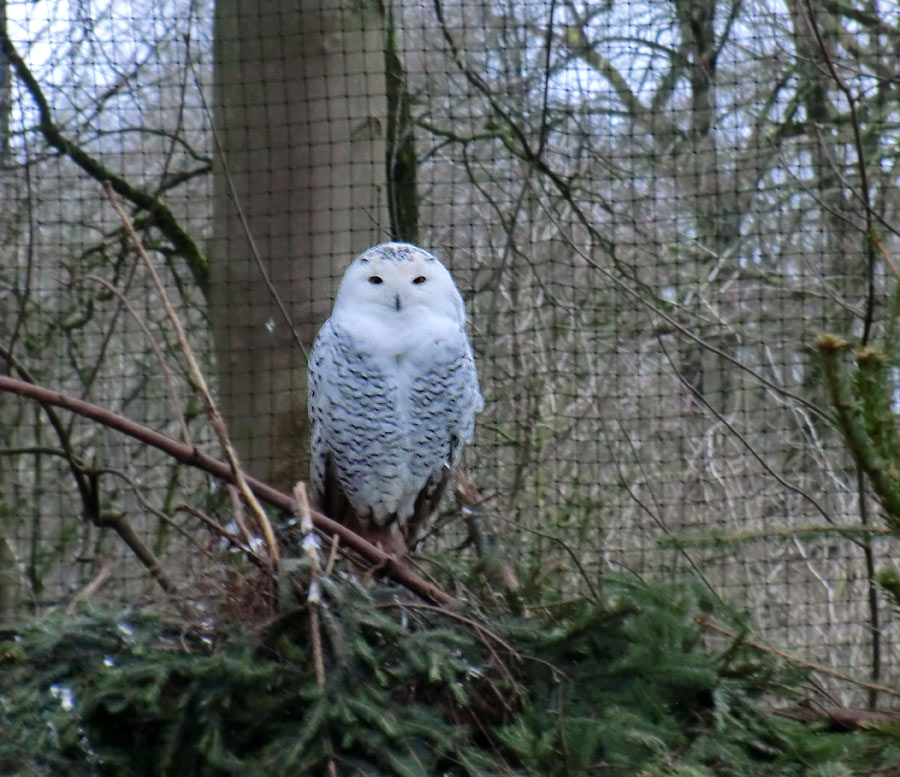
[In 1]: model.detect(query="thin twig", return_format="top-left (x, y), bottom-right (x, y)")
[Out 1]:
top-left (70, 273), bottom-right (191, 445)
top-left (0, 344), bottom-right (183, 603)
top-left (96, 512), bottom-right (180, 597)
top-left (294, 482), bottom-right (337, 777)
top-left (226, 483), bottom-right (256, 557)
top-left (659, 523), bottom-right (891, 549)
top-left (295, 482), bottom-right (326, 687)
top-left (531, 181), bottom-right (834, 424)
top-left (697, 615), bottom-right (900, 700)
top-left (655, 330), bottom-right (837, 526)
top-left (375, 601), bottom-right (521, 663)
top-left (0, 344), bottom-right (96, 523)
top-left (611, 422), bottom-right (719, 599)
top-left (65, 559), bottom-right (113, 615)
top-left (802, 0), bottom-right (876, 345)
top-left (178, 503), bottom-right (268, 571)
top-left (493, 516), bottom-right (598, 600)
top-left (4, 121), bottom-right (36, 371)
top-left (377, 599), bottom-right (565, 695)
top-left (0, 31), bottom-right (208, 292)
top-left (104, 181), bottom-right (280, 568)
top-left (325, 534), bottom-right (340, 577)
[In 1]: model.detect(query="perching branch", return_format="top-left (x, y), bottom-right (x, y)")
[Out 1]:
top-left (0, 374), bottom-right (456, 607)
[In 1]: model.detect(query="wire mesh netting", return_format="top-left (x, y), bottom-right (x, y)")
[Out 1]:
top-left (1, 0), bottom-right (899, 704)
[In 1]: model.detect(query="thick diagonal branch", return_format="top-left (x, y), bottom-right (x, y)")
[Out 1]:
top-left (0, 375), bottom-right (456, 607)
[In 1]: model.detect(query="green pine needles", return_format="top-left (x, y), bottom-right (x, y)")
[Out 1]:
top-left (2, 571), bottom-right (898, 776)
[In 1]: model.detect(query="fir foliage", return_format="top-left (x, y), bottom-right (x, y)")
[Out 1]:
top-left (2, 572), bottom-right (898, 776)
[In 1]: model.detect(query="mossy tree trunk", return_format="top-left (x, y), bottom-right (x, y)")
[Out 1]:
top-left (210, 0), bottom-right (391, 489)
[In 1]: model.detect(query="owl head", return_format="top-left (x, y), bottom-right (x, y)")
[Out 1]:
top-left (332, 242), bottom-right (466, 325)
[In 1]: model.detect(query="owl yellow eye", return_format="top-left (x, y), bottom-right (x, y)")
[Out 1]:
top-left (368, 276), bottom-right (383, 284)
top-left (412, 276), bottom-right (427, 284)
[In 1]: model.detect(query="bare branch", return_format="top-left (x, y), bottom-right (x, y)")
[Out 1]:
top-left (104, 182), bottom-right (280, 569)
top-left (0, 374), bottom-right (456, 607)
top-left (802, 0), bottom-right (876, 344)
top-left (0, 31), bottom-right (209, 294)
top-left (69, 273), bottom-right (192, 446)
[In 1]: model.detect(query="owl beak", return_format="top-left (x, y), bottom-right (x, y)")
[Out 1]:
top-left (394, 293), bottom-right (402, 312)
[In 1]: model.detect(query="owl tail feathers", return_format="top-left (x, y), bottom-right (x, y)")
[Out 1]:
top-left (311, 490), bottom-right (410, 559)
top-left (353, 519), bottom-right (408, 558)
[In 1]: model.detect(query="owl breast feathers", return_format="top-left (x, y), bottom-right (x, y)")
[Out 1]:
top-left (307, 242), bottom-right (483, 554)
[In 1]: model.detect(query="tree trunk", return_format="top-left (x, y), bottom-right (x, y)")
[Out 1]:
top-left (210, 0), bottom-right (390, 489)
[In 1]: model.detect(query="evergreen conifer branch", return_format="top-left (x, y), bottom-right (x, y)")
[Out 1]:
top-left (8, 573), bottom-right (895, 775)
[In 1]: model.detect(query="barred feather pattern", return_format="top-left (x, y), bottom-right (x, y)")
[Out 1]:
top-left (308, 243), bottom-right (483, 551)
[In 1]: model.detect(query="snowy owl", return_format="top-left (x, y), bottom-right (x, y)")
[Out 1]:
top-left (308, 242), bottom-right (483, 554)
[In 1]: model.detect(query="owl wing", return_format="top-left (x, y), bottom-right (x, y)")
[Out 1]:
top-left (308, 317), bottom-right (482, 550)
top-left (402, 327), bottom-right (483, 543)
top-left (309, 319), bottom-right (371, 517)
top-left (308, 318), bottom-right (410, 531)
